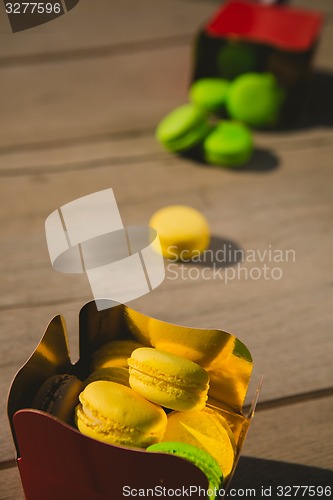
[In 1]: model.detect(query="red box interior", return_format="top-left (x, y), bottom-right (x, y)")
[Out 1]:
top-left (206, 0), bottom-right (323, 52)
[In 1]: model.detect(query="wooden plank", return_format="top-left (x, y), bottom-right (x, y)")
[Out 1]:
top-left (0, 139), bottom-right (331, 397)
top-left (0, 0), bottom-right (332, 63)
top-left (0, 134), bottom-right (332, 268)
top-left (0, 45), bottom-right (192, 148)
top-left (241, 396), bottom-right (333, 471)
top-left (0, 244), bottom-right (331, 459)
top-left (0, 139), bottom-right (331, 375)
top-left (0, 0), bottom-right (214, 58)
top-left (0, 466), bottom-right (24, 500)
top-left (291, 0), bottom-right (333, 13)
top-left (0, 134), bottom-right (160, 173)
top-left (0, 125), bottom-right (332, 219)
top-left (0, 0), bottom-right (332, 481)
top-left (1, 127), bottom-right (333, 175)
top-left (233, 397), bottom-right (333, 492)
top-left (1, 16), bottom-right (331, 150)
top-left (1, 264), bottom-right (332, 405)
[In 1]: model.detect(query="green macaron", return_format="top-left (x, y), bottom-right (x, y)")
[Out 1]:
top-left (156, 103), bottom-right (211, 153)
top-left (189, 78), bottom-right (230, 113)
top-left (203, 120), bottom-right (253, 167)
top-left (226, 72), bottom-right (284, 127)
top-left (217, 42), bottom-right (257, 80)
top-left (147, 441), bottom-right (223, 499)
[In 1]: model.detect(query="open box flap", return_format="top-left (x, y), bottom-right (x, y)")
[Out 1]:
top-left (7, 314), bottom-right (71, 450)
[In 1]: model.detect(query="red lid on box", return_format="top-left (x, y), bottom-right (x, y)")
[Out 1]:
top-left (205, 0), bottom-right (323, 52)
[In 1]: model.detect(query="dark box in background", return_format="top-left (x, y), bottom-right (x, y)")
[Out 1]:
top-left (192, 0), bottom-right (323, 127)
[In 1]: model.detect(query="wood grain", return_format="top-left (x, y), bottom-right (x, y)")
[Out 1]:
top-left (0, 0), bottom-right (333, 495)
top-left (0, 0), bottom-right (214, 58)
top-left (0, 45), bottom-right (192, 148)
top-left (0, 134), bottom-right (331, 436)
top-left (241, 396), bottom-right (333, 472)
top-left (0, 466), bottom-right (24, 500)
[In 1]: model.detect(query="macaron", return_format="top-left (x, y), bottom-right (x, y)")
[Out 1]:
top-left (128, 347), bottom-right (209, 411)
top-left (226, 72), bottom-right (284, 127)
top-left (149, 205), bottom-right (210, 260)
top-left (189, 78), bottom-right (230, 113)
top-left (216, 42), bottom-right (257, 80)
top-left (203, 121), bottom-right (253, 167)
top-left (156, 103), bottom-right (211, 153)
top-left (147, 442), bottom-right (223, 498)
top-left (162, 407), bottom-right (236, 479)
top-left (84, 366), bottom-right (130, 387)
top-left (32, 374), bottom-right (83, 424)
top-left (75, 380), bottom-right (167, 448)
top-left (91, 339), bottom-right (143, 371)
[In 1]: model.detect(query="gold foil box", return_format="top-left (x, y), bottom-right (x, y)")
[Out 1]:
top-left (8, 300), bottom-right (259, 499)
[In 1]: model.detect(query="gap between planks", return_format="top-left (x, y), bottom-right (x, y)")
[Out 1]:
top-left (243, 385), bottom-right (333, 414)
top-left (0, 151), bottom-right (168, 178)
top-left (1, 130), bottom-right (333, 178)
top-left (0, 127), bottom-right (155, 156)
top-left (0, 34), bottom-right (191, 69)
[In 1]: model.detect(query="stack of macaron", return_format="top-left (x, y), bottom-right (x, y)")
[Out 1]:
top-left (78, 340), bottom-right (237, 487)
top-left (31, 338), bottom-right (237, 495)
top-left (156, 101), bottom-right (253, 168)
top-left (156, 69), bottom-right (284, 168)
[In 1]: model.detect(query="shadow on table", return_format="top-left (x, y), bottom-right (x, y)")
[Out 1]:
top-left (177, 235), bottom-right (243, 269)
top-left (266, 69), bottom-right (333, 132)
top-left (183, 147), bottom-right (280, 173)
top-left (297, 69), bottom-right (333, 129)
top-left (231, 456), bottom-right (333, 494)
top-left (233, 148), bottom-right (280, 172)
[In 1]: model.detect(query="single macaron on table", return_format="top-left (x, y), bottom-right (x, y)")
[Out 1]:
top-left (8, 300), bottom-right (260, 499)
top-left (149, 205), bottom-right (211, 260)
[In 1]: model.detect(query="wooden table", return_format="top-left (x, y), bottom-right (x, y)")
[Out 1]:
top-left (0, 0), bottom-right (332, 497)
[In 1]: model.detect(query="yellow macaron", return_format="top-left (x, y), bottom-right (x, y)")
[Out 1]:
top-left (91, 339), bottom-right (143, 371)
top-left (128, 347), bottom-right (209, 411)
top-left (75, 380), bottom-right (167, 448)
top-left (84, 366), bottom-right (130, 387)
top-left (162, 407), bottom-right (236, 479)
top-left (149, 205), bottom-right (210, 260)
